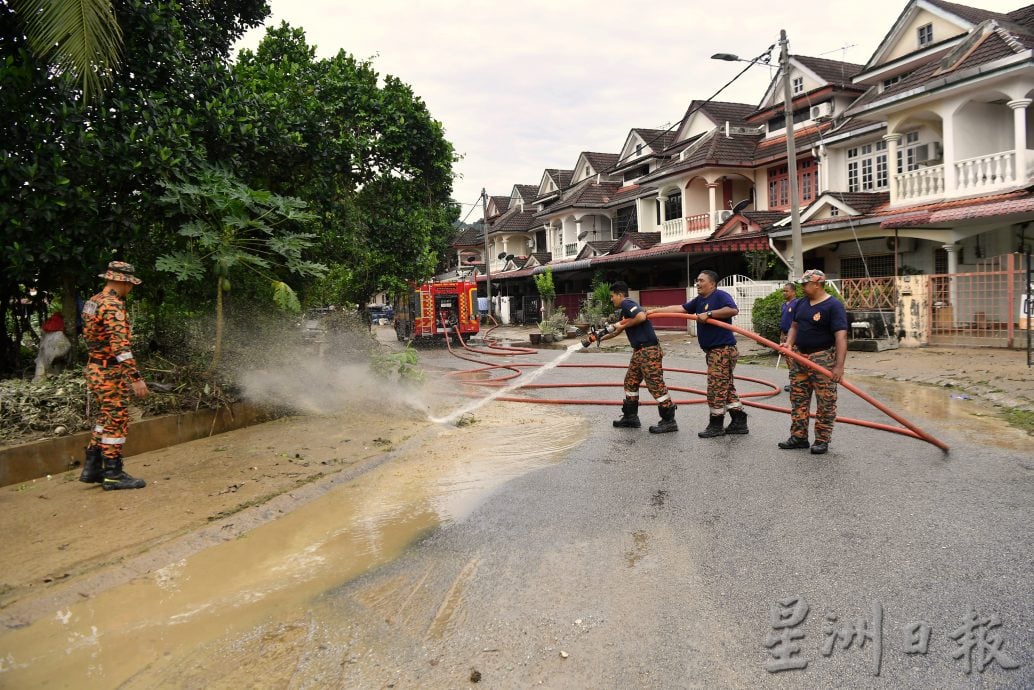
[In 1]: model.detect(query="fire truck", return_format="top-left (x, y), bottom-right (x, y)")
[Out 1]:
top-left (393, 280), bottom-right (480, 341)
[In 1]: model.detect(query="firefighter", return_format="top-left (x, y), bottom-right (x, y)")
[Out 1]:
top-left (779, 282), bottom-right (797, 393)
top-left (596, 281), bottom-right (677, 433)
top-left (779, 269), bottom-right (849, 455)
top-left (648, 270), bottom-right (747, 438)
top-left (78, 261), bottom-right (149, 490)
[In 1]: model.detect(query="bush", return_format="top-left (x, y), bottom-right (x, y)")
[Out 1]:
top-left (752, 284), bottom-right (839, 343)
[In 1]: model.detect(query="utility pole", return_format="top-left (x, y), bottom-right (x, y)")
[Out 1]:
top-left (780, 29), bottom-right (805, 278)
top-left (481, 188), bottom-right (492, 316)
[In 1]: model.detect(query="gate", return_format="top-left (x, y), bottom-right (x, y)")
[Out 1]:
top-left (717, 275), bottom-right (785, 333)
top-left (928, 253), bottom-right (1027, 348)
top-left (640, 288), bottom-right (689, 330)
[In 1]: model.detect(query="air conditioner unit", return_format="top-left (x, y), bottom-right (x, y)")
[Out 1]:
top-left (809, 102), bottom-right (833, 120)
top-left (914, 142), bottom-right (943, 164)
top-left (717, 210), bottom-right (734, 223)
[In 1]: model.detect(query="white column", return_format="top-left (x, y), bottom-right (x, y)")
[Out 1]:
top-left (941, 115), bottom-right (956, 195)
top-left (706, 182), bottom-right (719, 231)
top-left (883, 133), bottom-right (901, 204)
top-left (1009, 98), bottom-right (1031, 183)
top-left (657, 195), bottom-right (668, 223)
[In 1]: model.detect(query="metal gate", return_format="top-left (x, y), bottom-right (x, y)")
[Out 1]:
top-left (717, 275), bottom-right (785, 333)
top-left (640, 288), bottom-right (689, 330)
top-left (928, 253), bottom-right (1027, 348)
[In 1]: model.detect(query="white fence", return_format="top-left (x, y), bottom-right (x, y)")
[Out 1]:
top-left (717, 275), bottom-right (784, 333)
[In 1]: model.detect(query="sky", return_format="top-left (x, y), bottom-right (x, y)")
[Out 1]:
top-left (235, 0), bottom-right (1023, 220)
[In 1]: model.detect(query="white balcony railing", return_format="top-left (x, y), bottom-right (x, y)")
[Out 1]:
top-left (896, 164), bottom-right (944, 203)
top-left (565, 243), bottom-right (578, 257)
top-left (661, 217), bottom-right (685, 241)
top-left (955, 151), bottom-right (1016, 193)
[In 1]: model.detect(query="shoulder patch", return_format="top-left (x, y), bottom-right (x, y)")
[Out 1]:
top-left (82, 301), bottom-right (98, 316)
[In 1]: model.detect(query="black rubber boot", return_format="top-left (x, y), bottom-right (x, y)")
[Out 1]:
top-left (697, 414), bottom-right (726, 438)
top-left (78, 445), bottom-right (103, 484)
top-left (725, 409), bottom-right (749, 435)
top-left (649, 404), bottom-right (678, 434)
top-left (613, 399), bottom-right (641, 428)
top-left (101, 455), bottom-right (146, 491)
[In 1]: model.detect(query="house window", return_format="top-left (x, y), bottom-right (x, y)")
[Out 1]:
top-left (664, 193), bottom-right (682, 220)
top-left (584, 165), bottom-right (590, 178)
top-left (841, 254), bottom-right (895, 278)
top-left (917, 23), bottom-right (933, 47)
top-left (896, 131), bottom-right (922, 174)
top-left (792, 76), bottom-right (804, 95)
top-left (635, 143), bottom-right (643, 157)
top-left (615, 205), bottom-right (638, 236)
top-left (830, 206), bottom-right (840, 217)
top-left (847, 140), bottom-right (888, 192)
top-left (767, 158), bottom-right (816, 210)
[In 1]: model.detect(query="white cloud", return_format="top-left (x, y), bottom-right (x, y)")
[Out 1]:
top-left (236, 0), bottom-right (1021, 214)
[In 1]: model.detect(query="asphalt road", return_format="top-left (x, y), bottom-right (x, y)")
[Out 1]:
top-left (308, 347), bottom-right (1034, 689)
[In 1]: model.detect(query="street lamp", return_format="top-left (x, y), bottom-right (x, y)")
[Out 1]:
top-left (712, 30), bottom-right (804, 278)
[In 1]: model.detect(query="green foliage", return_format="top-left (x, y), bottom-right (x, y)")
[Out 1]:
top-left (578, 274), bottom-right (613, 325)
top-left (743, 250), bottom-right (786, 280)
top-left (369, 343), bottom-right (423, 383)
top-left (751, 283), bottom-right (839, 343)
top-left (533, 267), bottom-right (555, 301)
top-left (538, 306), bottom-right (568, 337)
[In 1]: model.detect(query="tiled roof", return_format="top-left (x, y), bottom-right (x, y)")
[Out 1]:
top-left (926, 0), bottom-right (1012, 26)
top-left (489, 208), bottom-right (539, 234)
top-left (610, 232), bottom-right (662, 252)
top-left (590, 239), bottom-right (687, 265)
top-left (741, 211), bottom-right (787, 227)
top-left (553, 169), bottom-right (573, 189)
top-left (632, 128), bottom-right (677, 152)
top-left (489, 195), bottom-right (510, 216)
top-left (795, 55), bottom-right (865, 87)
top-left (542, 180), bottom-right (624, 214)
top-left (1008, 5), bottom-right (1034, 30)
top-left (583, 152), bottom-right (621, 175)
top-left (586, 240), bottom-right (615, 254)
top-left (693, 101), bottom-right (757, 127)
top-left (452, 226), bottom-right (482, 246)
top-left (531, 252), bottom-right (552, 265)
top-left (604, 184), bottom-right (653, 207)
top-left (641, 130), bottom-right (761, 181)
top-left (753, 123), bottom-right (834, 163)
top-left (515, 184), bottom-right (539, 201)
top-left (826, 192), bottom-right (890, 214)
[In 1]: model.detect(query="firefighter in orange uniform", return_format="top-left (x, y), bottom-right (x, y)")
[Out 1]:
top-left (78, 261), bottom-right (149, 490)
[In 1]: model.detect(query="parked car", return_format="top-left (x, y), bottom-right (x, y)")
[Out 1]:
top-left (367, 304), bottom-right (394, 325)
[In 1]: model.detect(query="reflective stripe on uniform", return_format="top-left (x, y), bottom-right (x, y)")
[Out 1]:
top-left (115, 351), bottom-right (134, 362)
top-left (625, 390), bottom-right (639, 397)
top-left (100, 436), bottom-right (126, 445)
top-left (95, 425), bottom-right (104, 433)
top-left (710, 406), bottom-right (726, 415)
top-left (656, 394), bottom-right (671, 403)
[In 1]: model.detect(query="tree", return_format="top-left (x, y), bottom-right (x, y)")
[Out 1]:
top-left (533, 267), bottom-right (556, 319)
top-left (157, 166), bottom-right (325, 370)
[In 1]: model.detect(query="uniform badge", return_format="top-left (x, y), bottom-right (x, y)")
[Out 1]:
top-left (812, 313), bottom-right (822, 321)
top-left (83, 301), bottom-right (98, 316)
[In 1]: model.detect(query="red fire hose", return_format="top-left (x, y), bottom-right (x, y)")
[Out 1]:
top-left (437, 314), bottom-right (949, 452)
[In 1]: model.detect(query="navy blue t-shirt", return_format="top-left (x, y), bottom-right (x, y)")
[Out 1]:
top-left (780, 300), bottom-right (794, 334)
top-left (620, 298), bottom-right (657, 347)
top-left (792, 295), bottom-right (848, 352)
top-left (683, 289), bottom-right (737, 350)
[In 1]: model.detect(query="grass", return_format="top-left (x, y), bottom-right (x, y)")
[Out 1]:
top-left (1002, 408), bottom-right (1034, 435)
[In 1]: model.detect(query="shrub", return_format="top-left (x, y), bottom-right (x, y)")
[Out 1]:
top-left (752, 283), bottom-right (840, 343)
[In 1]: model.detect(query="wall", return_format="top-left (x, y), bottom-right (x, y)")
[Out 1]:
top-left (955, 102), bottom-right (1012, 160)
top-left (897, 274), bottom-right (931, 346)
top-left (885, 10), bottom-right (966, 62)
top-left (0, 403), bottom-right (273, 487)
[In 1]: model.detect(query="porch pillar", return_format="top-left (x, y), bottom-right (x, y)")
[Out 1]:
top-left (1008, 98), bottom-right (1031, 183)
top-left (657, 195), bottom-right (668, 223)
top-left (942, 116), bottom-right (956, 195)
top-left (943, 243), bottom-right (959, 328)
top-left (883, 133), bottom-right (902, 204)
top-left (706, 182), bottom-right (719, 231)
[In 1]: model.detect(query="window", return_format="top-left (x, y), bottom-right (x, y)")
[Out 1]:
top-left (882, 75), bottom-right (901, 90)
top-left (847, 140), bottom-right (888, 192)
top-left (792, 76), bottom-right (804, 95)
top-left (829, 206), bottom-right (840, 217)
top-left (841, 254), bottom-right (895, 278)
top-left (615, 205), bottom-right (638, 235)
top-left (635, 143), bottom-right (643, 157)
top-left (897, 131), bottom-right (922, 174)
top-left (767, 158), bottom-right (816, 209)
top-left (664, 193), bottom-right (682, 220)
top-left (584, 165), bottom-right (590, 178)
top-left (917, 23), bottom-right (933, 47)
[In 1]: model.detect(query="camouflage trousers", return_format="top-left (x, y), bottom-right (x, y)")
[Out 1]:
top-left (704, 345), bottom-right (742, 415)
top-left (788, 347), bottom-right (838, 443)
top-left (624, 345), bottom-right (673, 408)
top-left (85, 363), bottom-right (130, 460)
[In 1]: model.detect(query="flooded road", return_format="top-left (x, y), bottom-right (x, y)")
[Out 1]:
top-left (0, 405), bottom-right (588, 688)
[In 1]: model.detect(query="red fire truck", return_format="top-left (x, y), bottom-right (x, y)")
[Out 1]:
top-left (393, 280), bottom-right (480, 341)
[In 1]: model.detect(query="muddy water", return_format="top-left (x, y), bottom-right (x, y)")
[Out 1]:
top-left (0, 406), bottom-right (588, 688)
top-left (857, 376), bottom-right (1032, 450)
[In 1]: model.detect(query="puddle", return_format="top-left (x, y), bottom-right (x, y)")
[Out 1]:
top-left (0, 406), bottom-right (588, 688)
top-left (857, 376), bottom-right (1032, 450)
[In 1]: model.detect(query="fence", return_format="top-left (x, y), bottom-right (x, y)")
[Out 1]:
top-left (928, 253), bottom-right (1028, 348)
top-left (838, 277), bottom-right (897, 310)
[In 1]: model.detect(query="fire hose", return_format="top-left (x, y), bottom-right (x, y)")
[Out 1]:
top-left (437, 314), bottom-right (949, 452)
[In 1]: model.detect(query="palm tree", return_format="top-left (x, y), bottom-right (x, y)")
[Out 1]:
top-left (10, 0), bottom-right (122, 100)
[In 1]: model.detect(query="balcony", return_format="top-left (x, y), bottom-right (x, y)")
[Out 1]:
top-left (565, 243), bottom-right (578, 257)
top-left (895, 148), bottom-right (1032, 204)
top-left (660, 213), bottom-right (726, 242)
top-left (661, 218), bottom-right (685, 241)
